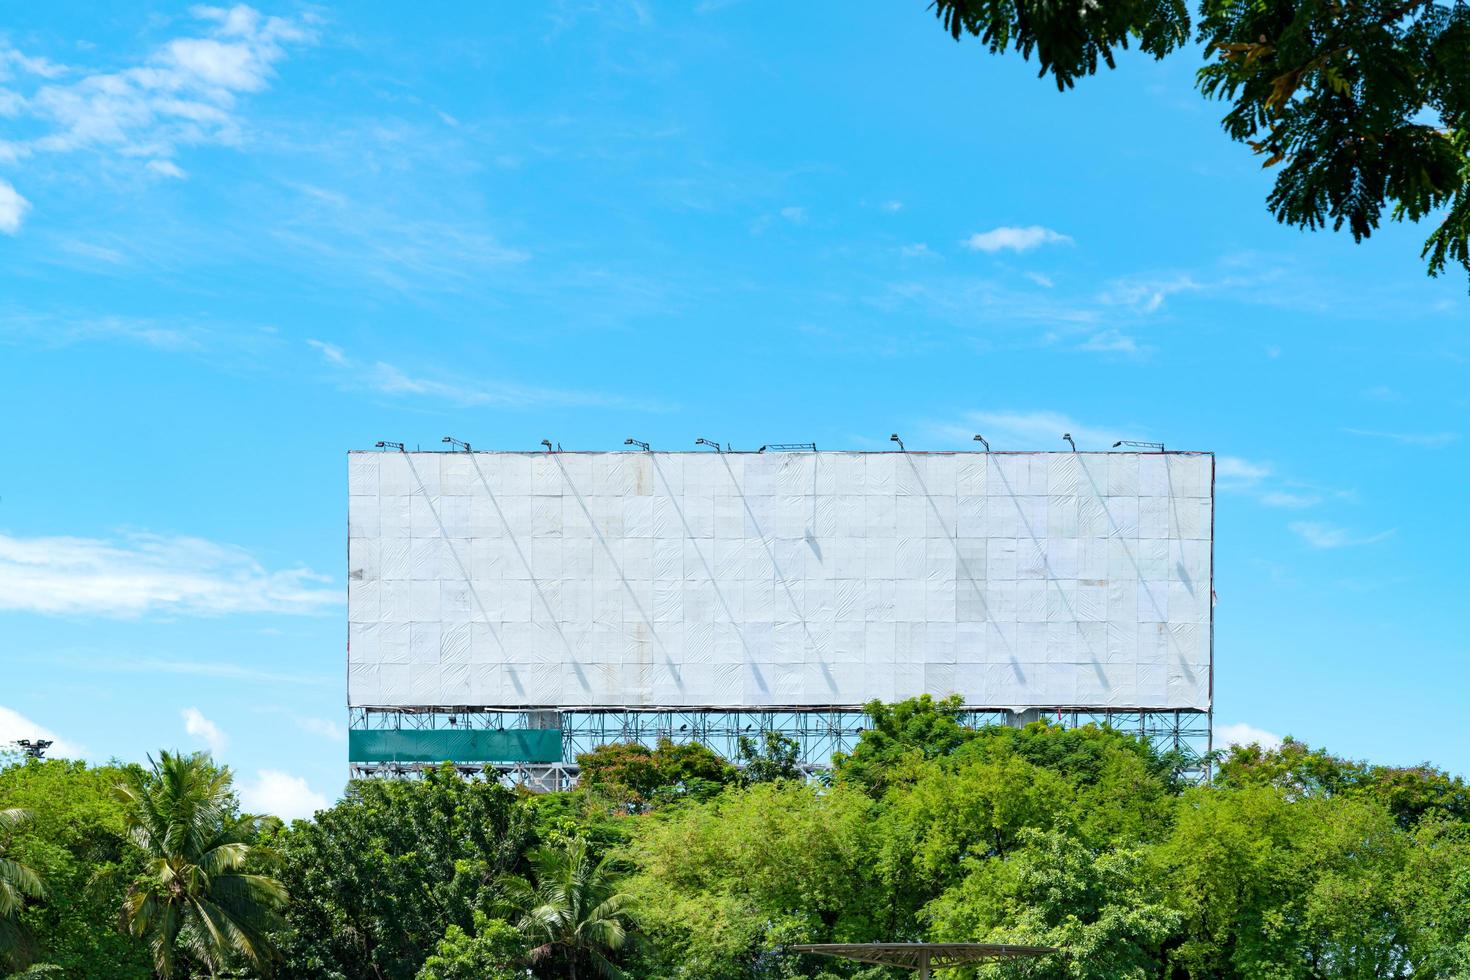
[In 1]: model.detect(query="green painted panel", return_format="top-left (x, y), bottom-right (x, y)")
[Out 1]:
top-left (349, 728), bottom-right (563, 764)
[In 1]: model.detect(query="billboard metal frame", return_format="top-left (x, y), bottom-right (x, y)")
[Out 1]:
top-left (347, 447), bottom-right (1215, 783)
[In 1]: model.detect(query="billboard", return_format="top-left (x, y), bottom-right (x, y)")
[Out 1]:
top-left (347, 451), bottom-right (1212, 711)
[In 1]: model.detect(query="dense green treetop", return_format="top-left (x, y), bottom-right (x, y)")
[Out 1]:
top-left (3, 700), bottom-right (1469, 980)
top-left (0, 760), bottom-right (152, 979)
top-left (1216, 736), bottom-right (1470, 826)
top-left (270, 763), bottom-right (531, 980)
top-left (576, 738), bottom-right (736, 813)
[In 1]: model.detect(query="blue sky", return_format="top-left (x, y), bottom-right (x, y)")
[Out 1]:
top-left (2, 2), bottom-right (1466, 817)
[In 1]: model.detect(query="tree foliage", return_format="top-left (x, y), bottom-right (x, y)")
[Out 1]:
top-left (414, 913), bottom-right (525, 980)
top-left (494, 838), bottom-right (637, 980)
top-left (932, 0), bottom-right (1470, 283)
top-left (115, 751), bottom-right (287, 979)
top-left (0, 808), bottom-right (45, 972)
top-left (271, 763), bottom-right (531, 979)
top-left (576, 739), bottom-right (736, 813)
top-left (3, 700), bottom-right (1470, 978)
top-left (0, 759), bottom-right (152, 978)
top-left (1216, 736), bottom-right (1470, 826)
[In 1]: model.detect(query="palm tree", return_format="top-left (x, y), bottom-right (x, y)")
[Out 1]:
top-left (115, 751), bottom-right (287, 978)
top-left (0, 808), bottom-right (45, 970)
top-left (495, 838), bottom-right (637, 980)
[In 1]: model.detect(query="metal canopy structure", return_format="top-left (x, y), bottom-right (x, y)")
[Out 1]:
top-left (790, 942), bottom-right (1057, 979)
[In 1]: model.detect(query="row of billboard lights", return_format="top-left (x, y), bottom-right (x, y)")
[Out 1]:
top-left (371, 436), bottom-right (1168, 454)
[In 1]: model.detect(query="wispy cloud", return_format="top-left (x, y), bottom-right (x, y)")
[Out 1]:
top-left (1342, 428), bottom-right (1458, 449)
top-left (182, 706), bottom-right (227, 754)
top-left (1, 6), bottom-right (315, 207)
top-left (0, 530), bottom-right (338, 618)
top-left (928, 409), bottom-right (1123, 451)
top-left (1259, 490), bottom-right (1322, 509)
top-left (1216, 456), bottom-right (1271, 486)
top-left (1289, 521), bottom-right (1395, 549)
top-left (1076, 329), bottom-right (1144, 355)
top-left (0, 705), bottom-right (86, 758)
top-left (0, 313), bottom-right (206, 351)
top-left (273, 180), bottom-right (529, 293)
top-left (306, 338), bottom-right (667, 411)
top-left (0, 180), bottom-right (29, 234)
top-left (1099, 274), bottom-right (1203, 313)
top-left (961, 225), bottom-right (1072, 254)
top-left (880, 200), bottom-right (903, 213)
top-left (297, 716), bottom-right (345, 742)
top-left (898, 243), bottom-right (934, 258)
top-left (67, 656), bottom-right (334, 686)
top-left (239, 769), bottom-right (327, 821)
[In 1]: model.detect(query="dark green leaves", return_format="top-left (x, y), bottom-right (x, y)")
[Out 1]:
top-left (935, 0), bottom-right (1470, 282)
top-left (934, 0), bottom-right (1193, 89)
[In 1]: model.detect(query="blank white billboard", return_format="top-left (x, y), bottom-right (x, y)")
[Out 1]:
top-left (347, 451), bottom-right (1212, 710)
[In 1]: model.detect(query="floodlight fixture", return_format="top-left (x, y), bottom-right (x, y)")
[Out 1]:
top-left (540, 439), bottom-right (553, 452)
top-left (624, 438), bottom-right (651, 451)
top-left (695, 438), bottom-right (722, 452)
top-left (1063, 433), bottom-right (1077, 452)
top-left (890, 433), bottom-right (905, 451)
top-left (973, 434), bottom-right (990, 452)
top-left (1113, 440), bottom-right (1166, 452)
top-left (442, 436), bottom-right (472, 452)
top-left (16, 739), bottom-right (52, 760)
top-left (375, 441), bottom-right (406, 452)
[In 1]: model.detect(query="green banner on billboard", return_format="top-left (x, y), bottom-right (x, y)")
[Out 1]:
top-left (348, 728), bottom-right (563, 764)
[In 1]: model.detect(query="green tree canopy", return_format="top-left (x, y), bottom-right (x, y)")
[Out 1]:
top-left (0, 758), bottom-right (152, 978)
top-left (0, 808), bottom-right (45, 973)
top-left (495, 838), bottom-right (637, 980)
top-left (576, 739), bottom-right (735, 812)
top-left (932, 0), bottom-right (1470, 283)
top-left (271, 763), bottom-right (531, 979)
top-left (1216, 736), bottom-right (1470, 827)
top-left (414, 912), bottom-right (525, 980)
top-left (115, 751), bottom-right (287, 979)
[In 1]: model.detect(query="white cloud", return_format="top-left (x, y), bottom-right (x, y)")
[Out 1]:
top-left (0, 706), bottom-right (86, 758)
top-left (239, 769), bottom-right (327, 821)
top-left (880, 200), bottom-right (903, 212)
top-left (1217, 722), bottom-right (1282, 751)
top-left (1216, 456), bottom-right (1271, 485)
top-left (961, 225), bottom-right (1072, 254)
top-left (1025, 271), bottom-right (1054, 288)
top-left (931, 410), bottom-right (1121, 451)
top-left (307, 339), bottom-right (664, 411)
top-left (297, 716), bottom-right (345, 742)
top-left (1289, 521), bottom-right (1395, 549)
top-left (899, 243), bottom-right (933, 258)
top-left (305, 338), bottom-right (347, 365)
top-left (1099, 274), bottom-right (1202, 313)
top-left (2, 6), bottom-right (312, 188)
top-left (146, 159), bottom-right (186, 179)
top-left (1259, 490), bottom-right (1322, 509)
top-left (0, 46), bottom-right (68, 79)
top-left (779, 206), bottom-right (806, 224)
top-left (65, 656), bottom-right (332, 686)
top-left (0, 530), bottom-right (338, 618)
top-left (1076, 329), bottom-right (1142, 355)
top-left (0, 179), bottom-right (29, 234)
top-left (1342, 428), bottom-right (1458, 449)
top-left (182, 706), bottom-right (227, 754)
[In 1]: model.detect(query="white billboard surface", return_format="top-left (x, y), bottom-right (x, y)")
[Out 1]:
top-left (348, 451), bottom-right (1212, 710)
